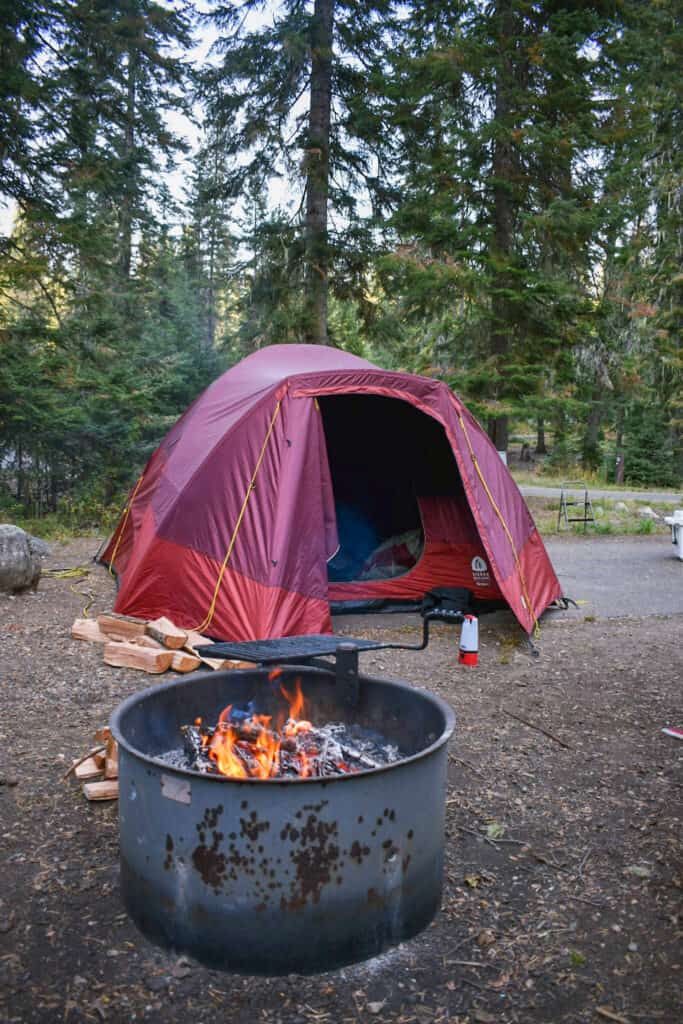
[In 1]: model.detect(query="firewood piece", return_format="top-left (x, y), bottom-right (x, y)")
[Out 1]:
top-left (183, 631), bottom-right (252, 671)
top-left (104, 737), bottom-right (119, 779)
top-left (171, 650), bottom-right (201, 673)
top-left (103, 640), bottom-right (173, 674)
top-left (133, 634), bottom-right (165, 650)
top-left (93, 750), bottom-right (106, 770)
top-left (71, 618), bottom-right (108, 643)
top-left (145, 616), bottom-right (187, 650)
top-left (83, 780), bottom-right (119, 802)
top-left (97, 612), bottom-right (148, 642)
top-left (94, 726), bottom-right (111, 744)
top-left (74, 757), bottom-right (104, 782)
top-left (184, 630), bottom-right (211, 654)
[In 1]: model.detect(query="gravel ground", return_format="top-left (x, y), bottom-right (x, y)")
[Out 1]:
top-left (0, 537), bottom-right (681, 1024)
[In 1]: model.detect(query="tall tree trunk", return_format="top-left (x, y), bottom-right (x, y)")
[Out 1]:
top-left (304, 0), bottom-right (334, 345)
top-left (582, 389), bottom-right (603, 470)
top-left (119, 49), bottom-right (136, 282)
top-left (615, 405), bottom-right (625, 484)
top-left (535, 416), bottom-right (547, 454)
top-left (488, 0), bottom-right (517, 453)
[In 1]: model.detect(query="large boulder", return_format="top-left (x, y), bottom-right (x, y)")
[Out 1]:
top-left (0, 525), bottom-right (49, 593)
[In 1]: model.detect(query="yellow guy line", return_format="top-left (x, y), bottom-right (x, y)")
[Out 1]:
top-left (458, 413), bottom-right (540, 638)
top-left (192, 399), bottom-right (282, 633)
top-left (107, 473), bottom-right (145, 574)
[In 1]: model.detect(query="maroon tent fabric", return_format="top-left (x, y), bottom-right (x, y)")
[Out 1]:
top-left (101, 345), bottom-right (561, 639)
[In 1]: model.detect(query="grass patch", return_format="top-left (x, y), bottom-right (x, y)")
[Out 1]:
top-left (527, 496), bottom-right (673, 538)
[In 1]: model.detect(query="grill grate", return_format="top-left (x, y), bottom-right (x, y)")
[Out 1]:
top-left (195, 634), bottom-right (384, 664)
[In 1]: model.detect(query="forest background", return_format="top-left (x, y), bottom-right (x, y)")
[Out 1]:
top-left (1, 0), bottom-right (681, 533)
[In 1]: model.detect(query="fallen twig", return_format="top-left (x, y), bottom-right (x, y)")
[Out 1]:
top-left (62, 745), bottom-right (106, 781)
top-left (565, 893), bottom-right (607, 908)
top-left (449, 755), bottom-right (485, 777)
top-left (596, 1007), bottom-right (630, 1024)
top-left (530, 850), bottom-right (566, 871)
top-left (501, 708), bottom-right (571, 749)
top-left (445, 960), bottom-right (497, 969)
top-left (578, 845), bottom-right (593, 880)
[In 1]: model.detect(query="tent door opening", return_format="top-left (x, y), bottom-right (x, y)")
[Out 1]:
top-left (318, 394), bottom-right (463, 584)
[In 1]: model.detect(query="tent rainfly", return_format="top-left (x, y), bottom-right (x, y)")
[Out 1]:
top-left (100, 345), bottom-right (562, 640)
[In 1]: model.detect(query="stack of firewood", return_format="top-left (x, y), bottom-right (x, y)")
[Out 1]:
top-left (66, 727), bottom-right (119, 802)
top-left (71, 612), bottom-right (252, 675)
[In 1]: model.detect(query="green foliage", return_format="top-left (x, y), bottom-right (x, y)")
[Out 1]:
top-left (623, 403), bottom-right (677, 488)
top-left (1, 0), bottom-right (681, 529)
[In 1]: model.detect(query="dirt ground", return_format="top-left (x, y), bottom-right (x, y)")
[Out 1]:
top-left (0, 538), bottom-right (681, 1024)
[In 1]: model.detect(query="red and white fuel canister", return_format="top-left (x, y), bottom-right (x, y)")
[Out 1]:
top-left (458, 614), bottom-right (479, 666)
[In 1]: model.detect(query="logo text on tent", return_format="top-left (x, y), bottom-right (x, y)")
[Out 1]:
top-left (471, 555), bottom-right (490, 587)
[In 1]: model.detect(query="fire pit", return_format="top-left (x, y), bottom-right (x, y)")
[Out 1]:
top-left (111, 665), bottom-right (455, 974)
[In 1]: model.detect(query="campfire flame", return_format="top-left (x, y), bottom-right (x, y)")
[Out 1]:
top-left (200, 677), bottom-right (350, 780)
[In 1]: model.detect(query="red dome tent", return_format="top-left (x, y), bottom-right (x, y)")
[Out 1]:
top-left (100, 345), bottom-right (561, 640)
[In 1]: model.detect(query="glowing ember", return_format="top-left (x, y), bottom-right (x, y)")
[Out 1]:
top-left (165, 675), bottom-right (402, 780)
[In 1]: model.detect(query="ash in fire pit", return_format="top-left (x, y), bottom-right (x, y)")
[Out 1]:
top-left (159, 672), bottom-right (402, 779)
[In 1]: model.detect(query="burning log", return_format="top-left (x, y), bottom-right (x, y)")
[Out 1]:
top-left (165, 680), bottom-right (402, 781)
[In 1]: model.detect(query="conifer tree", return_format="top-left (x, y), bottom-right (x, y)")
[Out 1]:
top-left (382, 0), bottom-right (605, 451)
top-left (202, 0), bottom-right (395, 344)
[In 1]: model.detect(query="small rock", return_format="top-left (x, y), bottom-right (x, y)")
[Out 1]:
top-left (639, 506), bottom-right (658, 520)
top-left (171, 957), bottom-right (192, 979)
top-left (146, 975), bottom-right (170, 992)
top-left (625, 864), bottom-right (652, 879)
top-left (0, 776), bottom-right (18, 787)
top-left (0, 912), bottom-right (16, 933)
top-left (367, 1000), bottom-right (386, 1014)
top-left (614, 501), bottom-right (629, 513)
top-left (628, 942), bottom-right (638, 952)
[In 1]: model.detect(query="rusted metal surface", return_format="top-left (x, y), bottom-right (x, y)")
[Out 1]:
top-left (111, 666), bottom-right (455, 974)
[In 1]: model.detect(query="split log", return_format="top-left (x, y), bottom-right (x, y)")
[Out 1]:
top-left (183, 630), bottom-right (252, 671)
top-left (83, 780), bottom-right (119, 802)
top-left (171, 650), bottom-right (201, 673)
top-left (145, 616), bottom-right (187, 650)
top-left (97, 611), bottom-right (147, 642)
top-left (93, 750), bottom-right (106, 770)
top-left (103, 640), bottom-right (173, 674)
top-left (104, 737), bottom-right (119, 780)
top-left (184, 629), bottom-right (211, 653)
top-left (133, 634), bottom-right (165, 650)
top-left (94, 726), bottom-right (111, 744)
top-left (185, 630), bottom-right (222, 670)
top-left (74, 756), bottom-right (104, 782)
top-left (71, 618), bottom-right (108, 643)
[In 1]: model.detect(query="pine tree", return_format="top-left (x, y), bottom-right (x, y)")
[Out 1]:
top-left (202, 0), bottom-right (396, 344)
top-left (381, 0), bottom-right (605, 451)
